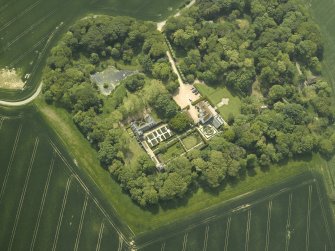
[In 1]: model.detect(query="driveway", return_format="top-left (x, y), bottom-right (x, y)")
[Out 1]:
top-left (166, 51), bottom-right (201, 123)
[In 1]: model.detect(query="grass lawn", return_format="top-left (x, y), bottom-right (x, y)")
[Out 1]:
top-left (194, 83), bottom-right (242, 117)
top-left (182, 132), bottom-right (203, 150)
top-left (158, 141), bottom-right (185, 163)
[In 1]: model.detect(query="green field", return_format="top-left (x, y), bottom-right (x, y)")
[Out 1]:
top-left (2, 0), bottom-right (335, 250)
top-left (304, 0), bottom-right (335, 210)
top-left (0, 0), bottom-right (187, 101)
top-left (135, 172), bottom-right (335, 251)
top-left (306, 0), bottom-right (335, 91)
top-left (0, 108), bottom-right (134, 250)
top-left (1, 108), bottom-right (335, 251)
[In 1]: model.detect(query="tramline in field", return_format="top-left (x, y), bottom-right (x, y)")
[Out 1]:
top-left (0, 105), bottom-right (335, 251)
top-left (135, 173), bottom-right (335, 251)
top-left (0, 113), bottom-right (133, 251)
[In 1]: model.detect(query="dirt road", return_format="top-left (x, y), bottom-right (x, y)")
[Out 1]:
top-left (0, 83), bottom-right (42, 107)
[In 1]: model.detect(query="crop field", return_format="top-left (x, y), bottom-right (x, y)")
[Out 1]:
top-left (135, 172), bottom-right (335, 251)
top-left (0, 109), bottom-right (133, 251)
top-left (304, 0), bottom-right (335, 211)
top-left (0, 0), bottom-right (187, 100)
top-left (1, 107), bottom-right (335, 250)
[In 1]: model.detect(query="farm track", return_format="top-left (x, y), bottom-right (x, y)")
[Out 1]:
top-left (95, 222), bottom-right (105, 251)
top-left (316, 181), bottom-right (335, 250)
top-left (51, 174), bottom-right (73, 251)
top-left (0, 124), bottom-right (22, 204)
top-left (29, 151), bottom-right (56, 251)
top-left (264, 200), bottom-right (273, 251)
top-left (285, 194), bottom-right (293, 251)
top-left (224, 217), bottom-right (231, 251)
top-left (305, 185), bottom-right (313, 251)
top-left (245, 210), bottom-right (252, 251)
top-left (49, 139), bottom-right (134, 243)
top-left (203, 225), bottom-right (209, 251)
top-left (74, 194), bottom-right (89, 251)
top-left (117, 235), bottom-right (123, 251)
top-left (160, 242), bottom-right (165, 251)
top-left (181, 232), bottom-right (188, 251)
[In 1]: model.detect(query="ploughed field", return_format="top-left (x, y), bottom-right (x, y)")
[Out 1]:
top-left (0, 0), bottom-right (186, 100)
top-left (0, 109), bottom-right (133, 251)
top-left (135, 173), bottom-right (335, 251)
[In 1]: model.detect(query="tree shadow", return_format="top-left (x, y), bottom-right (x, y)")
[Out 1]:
top-left (159, 183), bottom-right (200, 211)
top-left (260, 165), bottom-right (270, 172)
top-left (292, 153), bottom-right (314, 162)
top-left (246, 167), bottom-right (257, 177)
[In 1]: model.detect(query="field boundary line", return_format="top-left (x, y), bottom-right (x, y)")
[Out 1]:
top-left (285, 193), bottom-right (293, 251)
top-left (95, 221), bottom-right (105, 251)
top-left (203, 225), bottom-right (209, 251)
top-left (74, 194), bottom-right (89, 251)
top-left (182, 232), bottom-right (188, 251)
top-left (264, 200), bottom-right (273, 251)
top-left (224, 217), bottom-right (231, 251)
top-left (51, 175), bottom-right (73, 251)
top-left (30, 150), bottom-right (56, 251)
top-left (305, 185), bottom-right (312, 251)
top-left (8, 137), bottom-right (39, 251)
top-left (0, 124), bottom-right (22, 203)
top-left (245, 210), bottom-right (252, 251)
top-left (49, 140), bottom-right (133, 243)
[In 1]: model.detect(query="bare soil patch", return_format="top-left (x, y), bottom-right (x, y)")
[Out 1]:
top-left (0, 68), bottom-right (24, 90)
